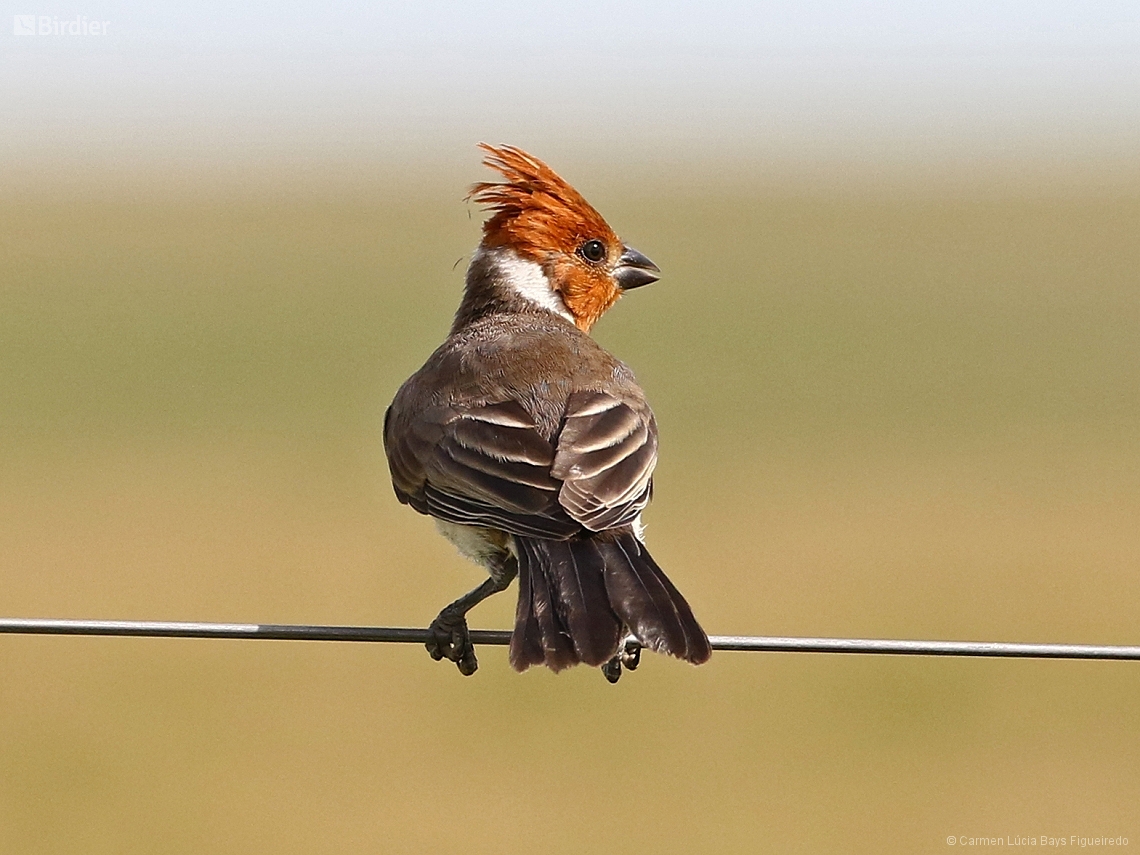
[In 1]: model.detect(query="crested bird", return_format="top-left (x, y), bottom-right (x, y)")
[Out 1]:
top-left (384, 144), bottom-right (710, 681)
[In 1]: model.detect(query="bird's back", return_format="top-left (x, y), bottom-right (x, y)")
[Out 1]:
top-left (389, 310), bottom-right (648, 443)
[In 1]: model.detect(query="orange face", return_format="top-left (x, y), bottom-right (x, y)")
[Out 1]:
top-left (469, 144), bottom-right (624, 332)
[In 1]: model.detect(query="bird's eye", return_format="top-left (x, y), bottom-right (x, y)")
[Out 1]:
top-left (578, 239), bottom-right (607, 263)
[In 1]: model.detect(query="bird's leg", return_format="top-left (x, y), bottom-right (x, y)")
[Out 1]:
top-left (427, 558), bottom-right (517, 676)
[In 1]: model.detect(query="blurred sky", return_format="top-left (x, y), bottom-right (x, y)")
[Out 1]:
top-left (2, 1), bottom-right (1139, 175)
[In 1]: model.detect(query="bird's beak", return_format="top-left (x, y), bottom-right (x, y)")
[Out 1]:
top-left (613, 245), bottom-right (660, 290)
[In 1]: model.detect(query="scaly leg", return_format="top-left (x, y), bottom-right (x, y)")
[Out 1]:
top-left (426, 558), bottom-right (517, 676)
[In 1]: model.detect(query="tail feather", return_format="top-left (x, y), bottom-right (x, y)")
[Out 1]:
top-left (558, 539), bottom-right (624, 665)
top-left (602, 536), bottom-right (712, 665)
top-left (513, 538), bottom-right (579, 671)
top-left (510, 548), bottom-right (546, 670)
top-left (509, 531), bottom-right (710, 672)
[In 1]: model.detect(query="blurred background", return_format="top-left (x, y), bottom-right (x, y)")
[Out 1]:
top-left (2, 2), bottom-right (1139, 852)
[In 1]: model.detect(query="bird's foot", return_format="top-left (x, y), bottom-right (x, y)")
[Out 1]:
top-left (601, 637), bottom-right (643, 684)
top-left (426, 608), bottom-right (478, 676)
top-left (601, 656), bottom-right (622, 684)
top-left (620, 636), bottom-right (642, 671)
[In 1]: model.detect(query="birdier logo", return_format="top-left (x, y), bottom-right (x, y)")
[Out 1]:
top-left (13, 14), bottom-right (109, 35)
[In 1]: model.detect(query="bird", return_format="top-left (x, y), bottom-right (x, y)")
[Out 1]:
top-left (383, 144), bottom-right (710, 681)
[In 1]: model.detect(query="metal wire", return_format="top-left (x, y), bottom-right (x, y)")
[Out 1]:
top-left (2, 617), bottom-right (1139, 660)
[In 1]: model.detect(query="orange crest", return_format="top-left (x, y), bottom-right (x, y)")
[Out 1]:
top-left (469, 144), bottom-right (623, 331)
top-left (468, 144), bottom-right (618, 257)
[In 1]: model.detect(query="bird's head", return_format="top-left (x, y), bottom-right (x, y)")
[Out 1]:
top-left (467, 143), bottom-right (660, 333)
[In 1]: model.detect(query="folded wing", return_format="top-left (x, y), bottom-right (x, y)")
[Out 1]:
top-left (386, 400), bottom-right (579, 538)
top-left (552, 391), bottom-right (656, 531)
top-left (385, 392), bottom-right (656, 538)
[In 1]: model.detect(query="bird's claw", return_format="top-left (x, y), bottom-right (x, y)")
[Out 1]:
top-left (426, 609), bottom-right (478, 676)
top-left (601, 656), bottom-right (622, 684)
top-left (601, 636), bottom-right (643, 684)
top-left (621, 636), bottom-right (642, 671)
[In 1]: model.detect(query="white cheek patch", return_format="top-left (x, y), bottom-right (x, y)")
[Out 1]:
top-left (493, 248), bottom-right (575, 323)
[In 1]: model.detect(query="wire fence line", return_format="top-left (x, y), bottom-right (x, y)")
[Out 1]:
top-left (2, 618), bottom-right (1139, 660)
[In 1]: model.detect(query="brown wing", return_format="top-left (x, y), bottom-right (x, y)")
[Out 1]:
top-left (385, 391), bottom-right (656, 538)
top-left (551, 391), bottom-right (657, 531)
top-left (385, 400), bottom-right (581, 539)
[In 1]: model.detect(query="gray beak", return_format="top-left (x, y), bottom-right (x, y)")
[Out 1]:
top-left (613, 245), bottom-right (660, 290)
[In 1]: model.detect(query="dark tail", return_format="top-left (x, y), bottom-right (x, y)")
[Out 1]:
top-left (510, 531), bottom-right (711, 672)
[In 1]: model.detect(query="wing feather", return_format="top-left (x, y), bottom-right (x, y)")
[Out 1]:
top-left (553, 390), bottom-right (657, 532)
top-left (386, 390), bottom-right (657, 538)
top-left (386, 400), bottom-right (580, 538)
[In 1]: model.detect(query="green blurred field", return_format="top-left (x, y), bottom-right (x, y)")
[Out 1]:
top-left (2, 170), bottom-right (1139, 852)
